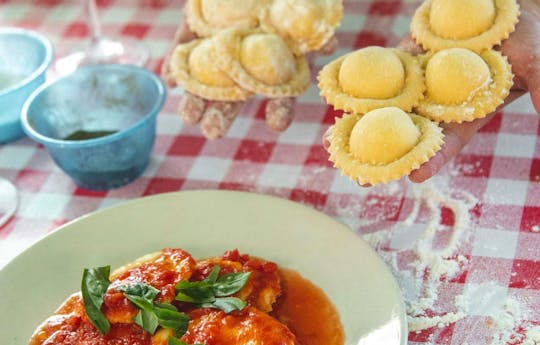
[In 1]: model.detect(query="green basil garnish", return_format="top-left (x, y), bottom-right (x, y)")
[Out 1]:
top-left (81, 266), bottom-right (111, 334)
top-left (118, 282), bottom-right (190, 336)
top-left (134, 309), bottom-right (159, 334)
top-left (175, 266), bottom-right (251, 313)
top-left (174, 281), bottom-right (215, 303)
top-left (205, 265), bottom-right (220, 284)
top-left (213, 272), bottom-right (251, 296)
top-left (118, 283), bottom-right (160, 310)
top-left (199, 297), bottom-right (247, 313)
top-left (154, 304), bottom-right (190, 336)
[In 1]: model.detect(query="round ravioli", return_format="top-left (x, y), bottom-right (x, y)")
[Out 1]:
top-left (212, 29), bottom-right (311, 97)
top-left (185, 0), bottom-right (270, 37)
top-left (416, 48), bottom-right (513, 123)
top-left (328, 107), bottom-right (444, 185)
top-left (318, 46), bottom-right (425, 114)
top-left (259, 0), bottom-right (343, 53)
top-left (168, 39), bottom-right (253, 101)
top-left (411, 0), bottom-right (520, 52)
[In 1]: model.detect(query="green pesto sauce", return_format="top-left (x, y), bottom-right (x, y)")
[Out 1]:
top-left (63, 130), bottom-right (117, 141)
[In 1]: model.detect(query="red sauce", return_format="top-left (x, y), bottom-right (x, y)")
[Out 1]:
top-left (30, 251), bottom-right (344, 345)
top-left (30, 315), bottom-right (151, 345)
top-left (103, 248), bottom-right (194, 321)
top-left (272, 268), bottom-right (345, 345)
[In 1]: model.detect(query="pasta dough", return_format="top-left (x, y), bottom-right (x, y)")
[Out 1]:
top-left (318, 47), bottom-right (425, 113)
top-left (411, 0), bottom-right (520, 52)
top-left (327, 107), bottom-right (444, 185)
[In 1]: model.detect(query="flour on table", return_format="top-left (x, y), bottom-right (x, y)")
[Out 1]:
top-left (355, 175), bottom-right (478, 341)
top-left (455, 282), bottom-right (529, 344)
top-left (383, 176), bottom-right (533, 344)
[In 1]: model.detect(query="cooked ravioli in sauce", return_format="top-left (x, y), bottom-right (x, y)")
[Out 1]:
top-left (29, 248), bottom-right (344, 345)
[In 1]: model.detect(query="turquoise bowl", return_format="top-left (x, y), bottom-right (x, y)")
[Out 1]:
top-left (21, 65), bottom-right (167, 191)
top-left (0, 28), bottom-right (53, 143)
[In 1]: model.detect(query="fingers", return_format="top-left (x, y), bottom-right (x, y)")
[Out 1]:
top-left (178, 92), bottom-right (206, 125)
top-left (408, 90), bottom-right (525, 183)
top-left (173, 20), bottom-right (198, 45)
top-left (178, 92), bottom-right (244, 139)
top-left (408, 127), bottom-right (465, 183)
top-left (161, 20), bottom-right (198, 88)
top-left (265, 97), bottom-right (296, 132)
top-left (200, 101), bottom-right (244, 139)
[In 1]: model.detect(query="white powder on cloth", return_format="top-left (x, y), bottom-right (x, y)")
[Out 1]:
top-left (393, 181), bottom-right (475, 322)
top-left (454, 282), bottom-right (529, 344)
top-left (364, 175), bottom-right (539, 345)
top-left (357, 178), bottom-right (476, 336)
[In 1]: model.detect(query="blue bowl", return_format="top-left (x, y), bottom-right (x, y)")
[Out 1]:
top-left (0, 28), bottom-right (53, 143)
top-left (21, 65), bottom-right (167, 190)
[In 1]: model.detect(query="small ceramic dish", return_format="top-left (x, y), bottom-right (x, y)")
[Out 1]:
top-left (21, 65), bottom-right (167, 191)
top-left (0, 28), bottom-right (53, 143)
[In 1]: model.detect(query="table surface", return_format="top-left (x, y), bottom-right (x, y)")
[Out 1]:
top-left (1, 1), bottom-right (540, 344)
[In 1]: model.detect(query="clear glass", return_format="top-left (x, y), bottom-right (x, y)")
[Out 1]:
top-left (0, 178), bottom-right (17, 228)
top-left (54, 0), bottom-right (149, 76)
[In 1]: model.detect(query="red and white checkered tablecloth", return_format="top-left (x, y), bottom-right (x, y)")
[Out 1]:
top-left (1, 1), bottom-right (540, 344)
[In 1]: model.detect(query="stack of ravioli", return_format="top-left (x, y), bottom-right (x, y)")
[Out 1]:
top-left (318, 0), bottom-right (519, 186)
top-left (168, 0), bottom-right (343, 103)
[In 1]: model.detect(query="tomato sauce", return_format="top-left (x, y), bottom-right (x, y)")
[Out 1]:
top-left (272, 268), bottom-right (345, 345)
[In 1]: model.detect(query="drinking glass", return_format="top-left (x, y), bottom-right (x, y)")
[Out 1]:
top-left (54, 0), bottom-right (149, 76)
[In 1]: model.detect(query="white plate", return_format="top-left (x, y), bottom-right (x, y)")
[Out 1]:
top-left (0, 190), bottom-right (407, 345)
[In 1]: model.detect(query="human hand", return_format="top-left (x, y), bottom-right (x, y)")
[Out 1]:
top-left (408, 0), bottom-right (540, 183)
top-left (162, 19), bottom-right (338, 139)
top-left (323, 0), bottom-right (540, 185)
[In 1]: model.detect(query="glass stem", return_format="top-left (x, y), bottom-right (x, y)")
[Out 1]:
top-left (85, 0), bottom-right (102, 43)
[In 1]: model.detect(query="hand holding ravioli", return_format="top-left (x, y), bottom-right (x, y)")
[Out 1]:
top-left (320, 0), bottom-right (540, 186)
top-left (162, 0), bottom-right (343, 139)
top-left (409, 0), bottom-right (540, 183)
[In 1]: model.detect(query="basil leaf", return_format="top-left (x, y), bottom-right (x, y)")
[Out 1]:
top-left (118, 283), bottom-right (160, 311)
top-left (155, 302), bottom-right (177, 311)
top-left (134, 309), bottom-right (159, 334)
top-left (175, 290), bottom-right (215, 304)
top-left (81, 266), bottom-right (111, 334)
top-left (175, 281), bottom-right (215, 303)
top-left (200, 297), bottom-right (247, 313)
top-left (204, 265), bottom-right (221, 284)
top-left (168, 337), bottom-right (188, 345)
top-left (213, 272), bottom-right (251, 296)
top-left (154, 304), bottom-right (190, 336)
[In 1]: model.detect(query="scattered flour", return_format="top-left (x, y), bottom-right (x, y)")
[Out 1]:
top-left (408, 312), bottom-right (466, 332)
top-left (342, 173), bottom-right (534, 344)
top-left (454, 282), bottom-right (530, 344)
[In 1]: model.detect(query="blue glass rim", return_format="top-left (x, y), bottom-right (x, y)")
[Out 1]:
top-left (21, 64), bottom-right (167, 149)
top-left (0, 27), bottom-right (54, 97)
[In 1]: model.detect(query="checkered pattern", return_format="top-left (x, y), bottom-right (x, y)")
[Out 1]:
top-left (1, 1), bottom-right (540, 344)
